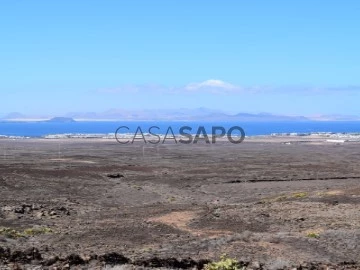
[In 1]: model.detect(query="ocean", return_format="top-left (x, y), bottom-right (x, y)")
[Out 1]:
top-left (0, 121), bottom-right (359, 138)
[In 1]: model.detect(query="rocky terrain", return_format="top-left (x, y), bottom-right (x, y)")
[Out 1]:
top-left (0, 138), bottom-right (360, 269)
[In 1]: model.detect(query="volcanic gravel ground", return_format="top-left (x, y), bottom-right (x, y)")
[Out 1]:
top-left (0, 138), bottom-right (360, 269)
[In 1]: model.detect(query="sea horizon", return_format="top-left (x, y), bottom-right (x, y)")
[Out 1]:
top-left (1, 120), bottom-right (360, 138)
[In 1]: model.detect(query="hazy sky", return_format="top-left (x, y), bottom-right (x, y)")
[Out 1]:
top-left (1, 1), bottom-right (360, 116)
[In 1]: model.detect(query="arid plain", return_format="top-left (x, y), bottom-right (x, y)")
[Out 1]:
top-left (1, 137), bottom-right (360, 269)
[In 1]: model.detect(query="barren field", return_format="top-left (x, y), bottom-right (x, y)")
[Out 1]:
top-left (0, 138), bottom-right (360, 269)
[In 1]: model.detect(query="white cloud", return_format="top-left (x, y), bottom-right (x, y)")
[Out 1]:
top-left (96, 79), bottom-right (241, 95)
top-left (95, 80), bottom-right (360, 96)
top-left (185, 79), bottom-right (239, 93)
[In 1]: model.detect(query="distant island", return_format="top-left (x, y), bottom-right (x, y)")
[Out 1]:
top-left (1, 108), bottom-right (360, 122)
top-left (46, 117), bottom-right (76, 123)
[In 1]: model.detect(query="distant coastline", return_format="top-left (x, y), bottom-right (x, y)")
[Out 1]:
top-left (2, 108), bottom-right (360, 122)
top-left (0, 120), bottom-right (360, 139)
top-left (2, 118), bottom-right (360, 123)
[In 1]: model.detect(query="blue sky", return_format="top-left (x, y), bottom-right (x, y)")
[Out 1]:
top-left (1, 1), bottom-right (360, 116)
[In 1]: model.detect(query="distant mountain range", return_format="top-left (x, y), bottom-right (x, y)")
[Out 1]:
top-left (46, 117), bottom-right (76, 123)
top-left (1, 108), bottom-right (360, 121)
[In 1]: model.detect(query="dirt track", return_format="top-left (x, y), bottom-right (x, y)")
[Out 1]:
top-left (0, 138), bottom-right (360, 269)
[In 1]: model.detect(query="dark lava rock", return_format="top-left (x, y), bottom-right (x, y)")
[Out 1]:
top-left (57, 206), bottom-right (68, 212)
top-left (0, 246), bottom-right (11, 260)
top-left (66, 253), bottom-right (85, 265)
top-left (9, 248), bottom-right (42, 263)
top-left (134, 257), bottom-right (208, 269)
top-left (332, 200), bottom-right (339, 205)
top-left (42, 255), bottom-right (59, 266)
top-left (14, 207), bottom-right (25, 214)
top-left (99, 252), bottom-right (130, 265)
top-left (107, 173), bottom-right (125, 179)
